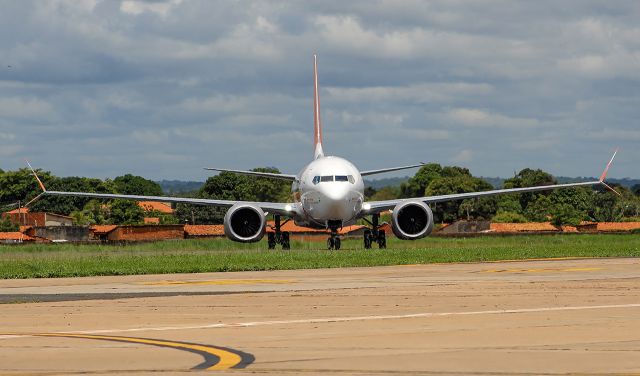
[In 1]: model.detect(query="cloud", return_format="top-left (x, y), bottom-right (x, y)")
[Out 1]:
top-left (452, 149), bottom-right (473, 163)
top-left (0, 1), bottom-right (638, 180)
top-left (447, 108), bottom-right (540, 129)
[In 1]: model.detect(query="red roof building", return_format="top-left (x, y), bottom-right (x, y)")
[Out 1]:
top-left (138, 201), bottom-right (174, 214)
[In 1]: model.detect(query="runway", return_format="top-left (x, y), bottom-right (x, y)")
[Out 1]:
top-left (1, 257), bottom-right (639, 375)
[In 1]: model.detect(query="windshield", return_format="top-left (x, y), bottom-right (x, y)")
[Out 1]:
top-left (313, 175), bottom-right (356, 184)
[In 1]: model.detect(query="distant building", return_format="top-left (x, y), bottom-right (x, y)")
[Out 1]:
top-left (138, 201), bottom-right (174, 214)
top-left (3, 208), bottom-right (73, 227)
top-left (0, 231), bottom-right (36, 244)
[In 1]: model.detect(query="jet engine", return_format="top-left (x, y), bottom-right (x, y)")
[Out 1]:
top-left (223, 204), bottom-right (266, 243)
top-left (391, 201), bottom-right (434, 240)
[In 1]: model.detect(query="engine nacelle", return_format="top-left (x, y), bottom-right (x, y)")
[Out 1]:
top-left (223, 204), bottom-right (266, 243)
top-left (391, 200), bottom-right (434, 240)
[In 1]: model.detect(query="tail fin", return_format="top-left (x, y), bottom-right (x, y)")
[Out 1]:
top-left (313, 54), bottom-right (324, 159)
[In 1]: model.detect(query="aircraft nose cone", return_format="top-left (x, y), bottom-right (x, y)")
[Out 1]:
top-left (324, 185), bottom-right (349, 201)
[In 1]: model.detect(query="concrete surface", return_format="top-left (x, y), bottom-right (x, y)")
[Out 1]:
top-left (1, 257), bottom-right (639, 375)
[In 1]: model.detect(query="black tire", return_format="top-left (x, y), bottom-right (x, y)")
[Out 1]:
top-left (363, 230), bottom-right (372, 249)
top-left (377, 229), bottom-right (386, 249)
top-left (334, 237), bottom-right (341, 250)
top-left (282, 232), bottom-right (290, 250)
top-left (267, 233), bottom-right (276, 249)
top-left (327, 237), bottom-right (334, 250)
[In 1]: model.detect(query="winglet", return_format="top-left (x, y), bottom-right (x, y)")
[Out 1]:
top-left (598, 149), bottom-right (621, 196)
top-left (599, 148), bottom-right (618, 182)
top-left (26, 160), bottom-right (46, 192)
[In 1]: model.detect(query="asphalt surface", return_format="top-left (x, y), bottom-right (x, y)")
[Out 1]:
top-left (1, 257), bottom-right (639, 375)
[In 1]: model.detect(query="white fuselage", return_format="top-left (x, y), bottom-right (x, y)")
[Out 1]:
top-left (292, 156), bottom-right (365, 229)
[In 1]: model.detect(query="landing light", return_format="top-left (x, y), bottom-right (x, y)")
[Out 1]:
top-left (363, 203), bottom-right (371, 211)
top-left (285, 204), bottom-right (293, 212)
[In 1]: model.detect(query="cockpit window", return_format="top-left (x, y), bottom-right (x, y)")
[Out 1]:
top-left (348, 175), bottom-right (355, 184)
top-left (335, 175), bottom-right (349, 182)
top-left (320, 175), bottom-right (333, 182)
top-left (312, 176), bottom-right (320, 185)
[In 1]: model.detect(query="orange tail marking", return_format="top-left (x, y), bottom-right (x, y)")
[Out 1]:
top-left (313, 54), bottom-right (323, 158)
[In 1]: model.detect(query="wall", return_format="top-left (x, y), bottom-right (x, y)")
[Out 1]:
top-left (30, 226), bottom-right (90, 242)
top-left (107, 225), bottom-right (185, 241)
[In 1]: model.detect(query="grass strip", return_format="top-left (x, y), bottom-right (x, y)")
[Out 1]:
top-left (1, 234), bottom-right (639, 279)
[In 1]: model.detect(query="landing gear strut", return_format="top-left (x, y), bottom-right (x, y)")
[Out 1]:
top-left (363, 214), bottom-right (386, 249)
top-left (268, 215), bottom-right (290, 250)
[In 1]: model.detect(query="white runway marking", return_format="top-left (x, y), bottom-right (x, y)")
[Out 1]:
top-left (2, 303), bottom-right (640, 339)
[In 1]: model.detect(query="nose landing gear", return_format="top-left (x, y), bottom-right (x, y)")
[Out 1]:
top-left (327, 231), bottom-right (341, 250)
top-left (327, 220), bottom-right (342, 250)
top-left (363, 213), bottom-right (387, 249)
top-left (267, 215), bottom-right (291, 250)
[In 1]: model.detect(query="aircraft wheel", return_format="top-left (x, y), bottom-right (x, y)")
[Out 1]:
top-left (282, 232), bottom-right (290, 250)
top-left (267, 233), bottom-right (276, 249)
top-left (363, 230), bottom-right (372, 249)
top-left (334, 237), bottom-right (341, 250)
top-left (327, 237), bottom-right (334, 250)
top-left (377, 229), bottom-right (386, 249)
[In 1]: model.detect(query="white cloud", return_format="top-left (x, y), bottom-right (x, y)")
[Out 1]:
top-left (325, 83), bottom-right (493, 103)
top-left (120, 0), bottom-right (183, 16)
top-left (447, 108), bottom-right (540, 129)
top-left (452, 149), bottom-right (473, 163)
top-left (0, 97), bottom-right (55, 119)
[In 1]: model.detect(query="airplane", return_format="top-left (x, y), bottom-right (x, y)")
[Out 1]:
top-left (28, 55), bottom-right (619, 250)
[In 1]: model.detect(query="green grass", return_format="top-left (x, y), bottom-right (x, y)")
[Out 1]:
top-left (1, 234), bottom-right (639, 279)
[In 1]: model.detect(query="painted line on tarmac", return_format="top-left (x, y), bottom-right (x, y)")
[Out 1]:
top-left (3, 303), bottom-right (639, 338)
top-left (481, 267), bottom-right (604, 274)
top-left (139, 279), bottom-right (295, 286)
top-left (0, 333), bottom-right (254, 371)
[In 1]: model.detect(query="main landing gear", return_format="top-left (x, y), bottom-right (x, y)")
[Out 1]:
top-left (362, 213), bottom-right (386, 249)
top-left (326, 220), bottom-right (341, 250)
top-left (268, 215), bottom-right (290, 250)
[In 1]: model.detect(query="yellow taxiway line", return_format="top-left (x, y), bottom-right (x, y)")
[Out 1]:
top-left (2, 333), bottom-right (254, 371)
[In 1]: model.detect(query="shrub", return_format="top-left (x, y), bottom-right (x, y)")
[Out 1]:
top-left (492, 211), bottom-right (528, 223)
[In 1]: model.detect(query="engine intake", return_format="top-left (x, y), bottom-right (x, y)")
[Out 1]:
top-left (391, 201), bottom-right (434, 240)
top-left (223, 204), bottom-right (266, 243)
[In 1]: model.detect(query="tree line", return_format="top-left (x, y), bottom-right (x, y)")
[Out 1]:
top-left (1, 164), bottom-right (636, 228)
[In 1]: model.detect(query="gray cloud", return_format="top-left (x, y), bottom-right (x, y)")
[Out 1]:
top-left (0, 0), bottom-right (638, 181)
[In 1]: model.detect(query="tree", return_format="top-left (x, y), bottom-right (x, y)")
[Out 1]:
top-left (113, 174), bottom-right (163, 196)
top-left (364, 186), bottom-right (377, 200)
top-left (175, 168), bottom-right (290, 224)
top-left (69, 200), bottom-right (110, 225)
top-left (370, 186), bottom-right (400, 201)
top-left (0, 168), bottom-right (54, 205)
top-left (0, 215), bottom-right (19, 232)
top-left (550, 203), bottom-right (585, 226)
top-left (108, 200), bottom-right (145, 225)
top-left (425, 174), bottom-right (493, 222)
top-left (400, 163), bottom-right (442, 198)
top-left (492, 211), bottom-right (528, 223)
top-left (503, 168), bottom-right (556, 211)
top-left (30, 176), bottom-right (114, 215)
top-left (524, 195), bottom-right (553, 222)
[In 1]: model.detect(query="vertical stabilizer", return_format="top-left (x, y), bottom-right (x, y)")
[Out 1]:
top-left (313, 54), bottom-right (324, 159)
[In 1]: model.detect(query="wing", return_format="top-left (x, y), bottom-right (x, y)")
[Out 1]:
top-left (360, 163), bottom-right (425, 177)
top-left (364, 150), bottom-right (619, 214)
top-left (41, 190), bottom-right (293, 216)
top-left (365, 180), bottom-right (602, 213)
top-left (23, 162), bottom-right (293, 216)
top-left (203, 168), bottom-right (296, 181)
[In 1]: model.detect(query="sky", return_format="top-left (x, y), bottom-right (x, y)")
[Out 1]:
top-left (0, 0), bottom-right (638, 181)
